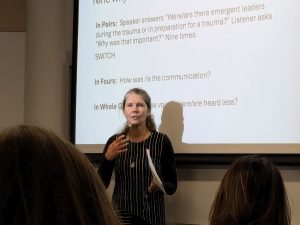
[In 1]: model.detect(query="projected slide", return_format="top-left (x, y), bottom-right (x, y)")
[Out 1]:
top-left (74, 0), bottom-right (300, 153)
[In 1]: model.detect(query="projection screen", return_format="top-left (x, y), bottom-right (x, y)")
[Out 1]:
top-left (71, 0), bottom-right (300, 157)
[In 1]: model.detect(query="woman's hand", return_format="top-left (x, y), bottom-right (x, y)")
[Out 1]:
top-left (105, 135), bottom-right (129, 160)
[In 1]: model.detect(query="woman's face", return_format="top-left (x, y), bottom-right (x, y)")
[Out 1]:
top-left (123, 93), bottom-right (149, 127)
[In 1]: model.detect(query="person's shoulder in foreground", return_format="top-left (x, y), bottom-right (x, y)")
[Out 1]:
top-left (209, 154), bottom-right (291, 225)
top-left (0, 124), bottom-right (121, 225)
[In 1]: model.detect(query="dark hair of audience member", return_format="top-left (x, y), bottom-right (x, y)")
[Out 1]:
top-left (209, 155), bottom-right (291, 225)
top-left (0, 125), bottom-right (121, 225)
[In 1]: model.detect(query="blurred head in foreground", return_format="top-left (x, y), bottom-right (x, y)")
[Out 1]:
top-left (209, 154), bottom-right (290, 225)
top-left (0, 125), bottom-right (121, 225)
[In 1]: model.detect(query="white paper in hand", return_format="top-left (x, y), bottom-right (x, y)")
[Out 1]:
top-left (146, 149), bottom-right (167, 195)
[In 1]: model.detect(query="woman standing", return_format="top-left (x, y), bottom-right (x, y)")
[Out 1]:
top-left (98, 87), bottom-right (177, 225)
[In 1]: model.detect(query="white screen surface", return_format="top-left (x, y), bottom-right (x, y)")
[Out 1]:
top-left (74, 0), bottom-right (300, 153)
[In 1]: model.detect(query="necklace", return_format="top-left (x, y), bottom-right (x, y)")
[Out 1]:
top-left (128, 130), bottom-right (150, 169)
top-left (128, 129), bottom-right (148, 143)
